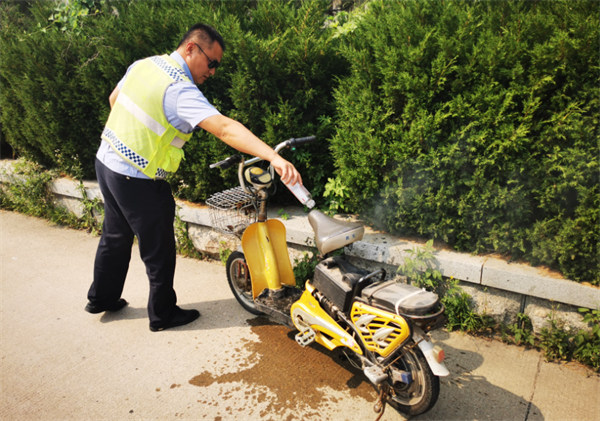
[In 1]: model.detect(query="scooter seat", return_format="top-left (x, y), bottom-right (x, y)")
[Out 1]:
top-left (308, 210), bottom-right (364, 255)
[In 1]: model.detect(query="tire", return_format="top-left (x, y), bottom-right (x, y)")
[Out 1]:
top-left (385, 343), bottom-right (440, 416)
top-left (225, 251), bottom-right (262, 315)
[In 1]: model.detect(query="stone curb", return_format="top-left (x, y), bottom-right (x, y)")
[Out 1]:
top-left (344, 238), bottom-right (600, 311)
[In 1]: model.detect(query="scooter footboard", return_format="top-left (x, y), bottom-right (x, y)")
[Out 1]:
top-left (254, 286), bottom-right (302, 328)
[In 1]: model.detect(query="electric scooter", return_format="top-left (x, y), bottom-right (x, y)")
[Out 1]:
top-left (207, 136), bottom-right (449, 417)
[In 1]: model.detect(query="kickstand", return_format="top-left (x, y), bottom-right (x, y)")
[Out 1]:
top-left (374, 386), bottom-right (388, 421)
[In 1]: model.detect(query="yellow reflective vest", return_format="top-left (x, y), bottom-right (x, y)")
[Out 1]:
top-left (101, 55), bottom-right (193, 179)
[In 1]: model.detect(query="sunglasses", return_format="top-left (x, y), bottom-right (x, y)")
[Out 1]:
top-left (194, 42), bottom-right (220, 69)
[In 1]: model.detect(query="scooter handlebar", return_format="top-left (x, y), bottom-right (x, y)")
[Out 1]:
top-left (210, 135), bottom-right (316, 175)
top-left (286, 135), bottom-right (316, 148)
top-left (243, 136), bottom-right (315, 194)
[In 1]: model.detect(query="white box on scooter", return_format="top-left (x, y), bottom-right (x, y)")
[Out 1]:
top-left (361, 280), bottom-right (439, 316)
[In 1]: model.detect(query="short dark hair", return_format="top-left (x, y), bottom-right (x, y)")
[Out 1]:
top-left (178, 23), bottom-right (225, 51)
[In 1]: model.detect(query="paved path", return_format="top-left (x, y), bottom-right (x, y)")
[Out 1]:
top-left (1, 210), bottom-right (598, 421)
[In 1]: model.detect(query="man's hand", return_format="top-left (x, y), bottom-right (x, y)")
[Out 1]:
top-left (199, 115), bottom-right (303, 185)
top-left (270, 155), bottom-right (302, 186)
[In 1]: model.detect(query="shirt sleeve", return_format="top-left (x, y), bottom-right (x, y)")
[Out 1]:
top-left (163, 83), bottom-right (221, 134)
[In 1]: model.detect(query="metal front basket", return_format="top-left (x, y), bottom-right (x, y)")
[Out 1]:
top-left (206, 186), bottom-right (257, 235)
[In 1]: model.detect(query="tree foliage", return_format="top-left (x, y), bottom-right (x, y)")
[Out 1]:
top-left (329, 0), bottom-right (599, 284)
top-left (0, 0), bottom-right (597, 284)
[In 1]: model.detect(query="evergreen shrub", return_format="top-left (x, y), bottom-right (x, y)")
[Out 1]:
top-left (171, 0), bottom-right (344, 202)
top-left (0, 0), bottom-right (342, 203)
top-left (0, 0), bottom-right (224, 178)
top-left (0, 1), bottom-right (101, 178)
top-left (1, 0), bottom-right (598, 285)
top-left (329, 0), bottom-right (599, 284)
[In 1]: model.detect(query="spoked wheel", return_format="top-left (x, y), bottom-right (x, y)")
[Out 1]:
top-left (384, 343), bottom-right (440, 416)
top-left (225, 251), bottom-right (262, 315)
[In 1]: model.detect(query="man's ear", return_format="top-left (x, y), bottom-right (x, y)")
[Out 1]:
top-left (183, 41), bottom-right (195, 57)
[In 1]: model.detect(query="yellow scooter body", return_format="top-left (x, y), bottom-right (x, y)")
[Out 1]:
top-left (291, 282), bottom-right (363, 355)
top-left (291, 282), bottom-right (411, 357)
top-left (241, 220), bottom-right (295, 299)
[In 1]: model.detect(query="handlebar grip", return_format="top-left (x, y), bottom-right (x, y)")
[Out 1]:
top-left (287, 135), bottom-right (316, 148)
top-left (209, 154), bottom-right (242, 170)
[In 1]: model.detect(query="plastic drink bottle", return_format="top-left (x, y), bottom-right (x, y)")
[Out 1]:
top-left (285, 182), bottom-right (315, 209)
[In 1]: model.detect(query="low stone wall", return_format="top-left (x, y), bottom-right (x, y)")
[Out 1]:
top-left (2, 159), bottom-right (598, 333)
top-left (170, 204), bottom-right (600, 332)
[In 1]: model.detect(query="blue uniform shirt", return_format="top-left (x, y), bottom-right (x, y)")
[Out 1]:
top-left (96, 51), bottom-right (221, 179)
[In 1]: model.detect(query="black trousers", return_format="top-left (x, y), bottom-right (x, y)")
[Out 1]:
top-left (88, 159), bottom-right (177, 325)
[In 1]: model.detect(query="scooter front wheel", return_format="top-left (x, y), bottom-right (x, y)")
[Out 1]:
top-left (225, 251), bottom-right (263, 315)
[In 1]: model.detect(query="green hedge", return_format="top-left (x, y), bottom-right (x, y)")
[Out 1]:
top-left (1, 1), bottom-right (98, 177)
top-left (170, 0), bottom-right (346, 202)
top-left (329, 0), bottom-right (599, 284)
top-left (0, 0), bottom-right (341, 197)
top-left (0, 0), bottom-right (598, 285)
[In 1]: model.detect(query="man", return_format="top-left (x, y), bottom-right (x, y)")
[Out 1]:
top-left (86, 23), bottom-right (301, 332)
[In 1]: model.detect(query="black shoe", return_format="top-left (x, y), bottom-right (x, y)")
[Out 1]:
top-left (149, 307), bottom-right (200, 332)
top-left (85, 298), bottom-right (128, 314)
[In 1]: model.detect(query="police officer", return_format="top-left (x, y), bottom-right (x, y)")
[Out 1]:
top-left (86, 23), bottom-right (301, 331)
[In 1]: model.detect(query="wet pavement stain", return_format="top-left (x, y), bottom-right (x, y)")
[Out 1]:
top-left (189, 317), bottom-right (376, 417)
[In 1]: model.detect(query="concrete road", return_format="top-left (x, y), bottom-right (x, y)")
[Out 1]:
top-left (1, 210), bottom-right (598, 421)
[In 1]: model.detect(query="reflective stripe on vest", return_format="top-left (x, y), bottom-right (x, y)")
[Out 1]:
top-left (102, 55), bottom-right (193, 179)
top-left (115, 91), bottom-right (187, 148)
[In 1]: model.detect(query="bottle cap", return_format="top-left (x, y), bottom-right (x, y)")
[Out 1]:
top-left (306, 199), bottom-right (315, 209)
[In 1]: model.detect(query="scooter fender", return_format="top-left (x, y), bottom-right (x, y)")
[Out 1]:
top-left (417, 339), bottom-right (450, 377)
top-left (241, 220), bottom-right (295, 299)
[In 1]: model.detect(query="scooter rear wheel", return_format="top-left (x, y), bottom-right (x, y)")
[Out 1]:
top-left (385, 343), bottom-right (440, 416)
top-left (226, 251), bottom-right (263, 315)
